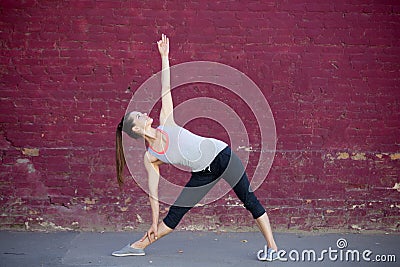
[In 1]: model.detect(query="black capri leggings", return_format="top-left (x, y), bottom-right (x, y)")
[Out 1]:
top-left (163, 146), bottom-right (266, 229)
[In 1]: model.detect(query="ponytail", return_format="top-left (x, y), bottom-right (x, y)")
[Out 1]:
top-left (116, 118), bottom-right (126, 187)
top-left (115, 113), bottom-right (141, 187)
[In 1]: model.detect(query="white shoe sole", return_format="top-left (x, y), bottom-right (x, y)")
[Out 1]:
top-left (112, 252), bottom-right (145, 257)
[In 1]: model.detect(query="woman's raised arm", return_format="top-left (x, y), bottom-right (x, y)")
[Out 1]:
top-left (157, 34), bottom-right (175, 126)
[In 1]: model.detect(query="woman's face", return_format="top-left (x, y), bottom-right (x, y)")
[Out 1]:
top-left (129, 111), bottom-right (153, 134)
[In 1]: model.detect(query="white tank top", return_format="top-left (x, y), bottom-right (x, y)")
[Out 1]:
top-left (147, 125), bottom-right (227, 172)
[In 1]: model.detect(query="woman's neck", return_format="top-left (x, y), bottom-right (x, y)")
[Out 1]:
top-left (144, 127), bottom-right (159, 145)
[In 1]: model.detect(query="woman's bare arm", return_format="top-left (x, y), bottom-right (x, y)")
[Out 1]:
top-left (143, 152), bottom-right (162, 241)
top-left (157, 34), bottom-right (175, 126)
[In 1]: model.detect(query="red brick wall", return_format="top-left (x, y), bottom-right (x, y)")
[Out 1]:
top-left (1, 1), bottom-right (399, 232)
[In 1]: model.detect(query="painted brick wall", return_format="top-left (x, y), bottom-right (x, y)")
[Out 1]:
top-left (1, 1), bottom-right (399, 232)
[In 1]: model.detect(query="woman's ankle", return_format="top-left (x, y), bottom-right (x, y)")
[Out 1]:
top-left (131, 240), bottom-right (147, 249)
top-left (270, 243), bottom-right (278, 252)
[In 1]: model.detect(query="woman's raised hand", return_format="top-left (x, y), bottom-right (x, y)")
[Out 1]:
top-left (157, 34), bottom-right (169, 57)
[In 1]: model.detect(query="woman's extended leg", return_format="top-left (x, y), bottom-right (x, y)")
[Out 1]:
top-left (221, 148), bottom-right (278, 251)
top-left (230, 174), bottom-right (278, 251)
top-left (255, 213), bottom-right (278, 251)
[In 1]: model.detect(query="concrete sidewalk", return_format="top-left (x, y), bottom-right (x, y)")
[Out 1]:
top-left (0, 231), bottom-right (399, 267)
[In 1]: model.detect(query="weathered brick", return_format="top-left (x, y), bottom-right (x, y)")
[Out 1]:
top-left (0, 0), bottom-right (399, 232)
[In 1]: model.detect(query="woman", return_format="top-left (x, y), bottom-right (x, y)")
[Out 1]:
top-left (113, 34), bottom-right (279, 261)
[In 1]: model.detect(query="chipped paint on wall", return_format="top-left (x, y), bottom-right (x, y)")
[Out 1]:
top-left (392, 183), bottom-right (400, 192)
top-left (84, 198), bottom-right (96, 205)
top-left (16, 158), bottom-right (36, 173)
top-left (21, 148), bottom-right (39, 157)
top-left (337, 152), bottom-right (349, 160)
top-left (351, 153), bottom-right (366, 161)
top-left (390, 153), bottom-right (400, 160)
top-left (237, 146), bottom-right (254, 152)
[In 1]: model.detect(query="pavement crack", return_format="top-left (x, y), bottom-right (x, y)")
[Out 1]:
top-left (3, 252), bottom-right (27, 255)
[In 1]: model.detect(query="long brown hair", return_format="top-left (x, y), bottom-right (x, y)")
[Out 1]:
top-left (115, 113), bottom-right (141, 187)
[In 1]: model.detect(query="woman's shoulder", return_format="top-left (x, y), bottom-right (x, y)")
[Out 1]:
top-left (157, 123), bottom-right (182, 131)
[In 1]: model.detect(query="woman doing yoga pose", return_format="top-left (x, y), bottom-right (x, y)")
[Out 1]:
top-left (113, 34), bottom-right (279, 261)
